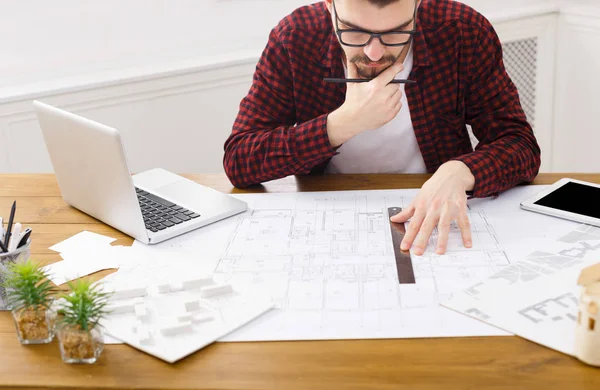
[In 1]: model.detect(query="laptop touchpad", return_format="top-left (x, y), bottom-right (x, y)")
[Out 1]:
top-left (155, 181), bottom-right (211, 211)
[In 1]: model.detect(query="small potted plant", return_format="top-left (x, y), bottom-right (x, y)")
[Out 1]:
top-left (56, 279), bottom-right (111, 364)
top-left (2, 258), bottom-right (57, 344)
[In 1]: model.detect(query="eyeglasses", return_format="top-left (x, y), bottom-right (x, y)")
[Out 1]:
top-left (332, 0), bottom-right (417, 47)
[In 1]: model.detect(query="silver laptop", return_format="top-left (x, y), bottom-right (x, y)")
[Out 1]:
top-left (33, 100), bottom-right (247, 244)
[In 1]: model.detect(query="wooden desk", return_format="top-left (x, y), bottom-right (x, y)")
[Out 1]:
top-left (1, 173), bottom-right (599, 390)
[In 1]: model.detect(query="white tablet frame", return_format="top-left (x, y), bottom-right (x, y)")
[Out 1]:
top-left (520, 178), bottom-right (600, 227)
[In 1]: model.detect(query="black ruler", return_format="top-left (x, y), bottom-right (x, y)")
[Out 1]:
top-left (388, 207), bottom-right (416, 284)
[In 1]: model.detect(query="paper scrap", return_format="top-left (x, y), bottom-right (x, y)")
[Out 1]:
top-left (49, 231), bottom-right (117, 253)
top-left (43, 260), bottom-right (115, 285)
top-left (44, 233), bottom-right (128, 285)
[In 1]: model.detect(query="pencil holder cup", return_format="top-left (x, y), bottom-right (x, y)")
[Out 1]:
top-left (0, 239), bottom-right (32, 310)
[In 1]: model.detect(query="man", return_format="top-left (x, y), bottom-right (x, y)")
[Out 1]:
top-left (223, 0), bottom-right (541, 255)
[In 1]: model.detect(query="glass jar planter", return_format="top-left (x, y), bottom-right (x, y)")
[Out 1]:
top-left (11, 303), bottom-right (56, 344)
top-left (57, 324), bottom-right (104, 364)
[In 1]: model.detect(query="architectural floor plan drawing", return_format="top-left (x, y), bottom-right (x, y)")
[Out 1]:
top-left (458, 224), bottom-right (600, 300)
top-left (442, 224), bottom-right (600, 355)
top-left (174, 190), bottom-right (513, 341)
top-left (129, 187), bottom-right (585, 342)
top-left (518, 293), bottom-right (578, 324)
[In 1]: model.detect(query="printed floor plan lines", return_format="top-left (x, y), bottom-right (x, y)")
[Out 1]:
top-left (442, 223), bottom-right (600, 356)
top-left (518, 293), bottom-right (578, 324)
top-left (206, 190), bottom-right (512, 341)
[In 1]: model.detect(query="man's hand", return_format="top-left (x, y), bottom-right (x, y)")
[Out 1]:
top-left (327, 60), bottom-right (404, 147)
top-left (391, 161), bottom-right (476, 255)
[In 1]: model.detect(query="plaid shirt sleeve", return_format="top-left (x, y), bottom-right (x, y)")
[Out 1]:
top-left (451, 17), bottom-right (541, 198)
top-left (223, 28), bottom-right (338, 188)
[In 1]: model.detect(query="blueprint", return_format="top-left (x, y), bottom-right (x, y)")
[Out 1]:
top-left (132, 189), bottom-right (525, 341)
top-left (442, 224), bottom-right (600, 355)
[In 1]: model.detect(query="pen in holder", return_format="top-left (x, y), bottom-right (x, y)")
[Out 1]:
top-left (0, 238), bottom-right (32, 311)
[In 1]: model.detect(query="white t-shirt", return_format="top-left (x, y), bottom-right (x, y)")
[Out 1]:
top-left (325, 46), bottom-right (427, 174)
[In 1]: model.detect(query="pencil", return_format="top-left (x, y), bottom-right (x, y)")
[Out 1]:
top-left (3, 201), bottom-right (16, 253)
top-left (324, 78), bottom-right (416, 84)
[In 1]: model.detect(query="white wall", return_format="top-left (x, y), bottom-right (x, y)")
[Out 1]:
top-left (1, 0), bottom-right (599, 174)
top-left (552, 9), bottom-right (600, 172)
top-left (0, 0), bottom-right (310, 93)
top-left (0, 58), bottom-right (257, 174)
top-left (0, 0), bottom-right (555, 95)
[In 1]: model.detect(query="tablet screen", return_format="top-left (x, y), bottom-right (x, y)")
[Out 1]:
top-left (534, 181), bottom-right (600, 218)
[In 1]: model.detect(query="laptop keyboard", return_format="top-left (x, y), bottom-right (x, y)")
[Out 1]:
top-left (135, 187), bottom-right (201, 233)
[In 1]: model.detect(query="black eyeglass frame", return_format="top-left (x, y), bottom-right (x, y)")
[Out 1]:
top-left (332, 0), bottom-right (418, 47)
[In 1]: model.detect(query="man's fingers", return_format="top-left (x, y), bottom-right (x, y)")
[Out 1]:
top-left (400, 210), bottom-right (424, 251)
top-left (391, 100), bottom-right (402, 117)
top-left (435, 205), bottom-right (454, 255)
top-left (385, 84), bottom-right (402, 100)
top-left (457, 209), bottom-right (472, 248)
top-left (347, 61), bottom-right (360, 79)
top-left (390, 203), bottom-right (414, 223)
top-left (374, 61), bottom-right (404, 86)
top-left (411, 213), bottom-right (438, 255)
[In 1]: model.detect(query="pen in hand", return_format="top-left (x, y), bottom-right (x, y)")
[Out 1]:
top-left (324, 77), bottom-right (415, 84)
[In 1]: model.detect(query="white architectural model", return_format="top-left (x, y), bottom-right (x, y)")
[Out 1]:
top-left (111, 286), bottom-right (147, 300)
top-left (200, 284), bottom-right (233, 298)
top-left (100, 276), bottom-right (273, 363)
top-left (106, 301), bottom-right (135, 315)
top-left (575, 263), bottom-right (600, 367)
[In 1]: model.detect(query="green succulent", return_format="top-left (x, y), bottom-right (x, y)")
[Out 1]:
top-left (58, 279), bottom-right (111, 331)
top-left (2, 259), bottom-right (55, 310)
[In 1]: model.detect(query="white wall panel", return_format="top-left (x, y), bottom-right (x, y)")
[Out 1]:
top-left (0, 59), bottom-right (256, 173)
top-left (1, 0), bottom-right (599, 174)
top-left (552, 13), bottom-right (600, 172)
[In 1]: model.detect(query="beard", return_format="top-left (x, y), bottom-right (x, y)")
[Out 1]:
top-left (350, 53), bottom-right (401, 79)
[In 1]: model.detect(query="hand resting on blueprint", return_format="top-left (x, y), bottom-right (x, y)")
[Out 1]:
top-left (390, 160), bottom-right (475, 255)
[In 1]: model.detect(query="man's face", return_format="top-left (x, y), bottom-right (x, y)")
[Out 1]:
top-left (328, 0), bottom-right (417, 79)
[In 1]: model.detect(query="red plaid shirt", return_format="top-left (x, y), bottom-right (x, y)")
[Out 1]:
top-left (223, 0), bottom-right (541, 197)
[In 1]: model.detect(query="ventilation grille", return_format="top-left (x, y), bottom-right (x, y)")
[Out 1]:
top-left (502, 37), bottom-right (538, 126)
